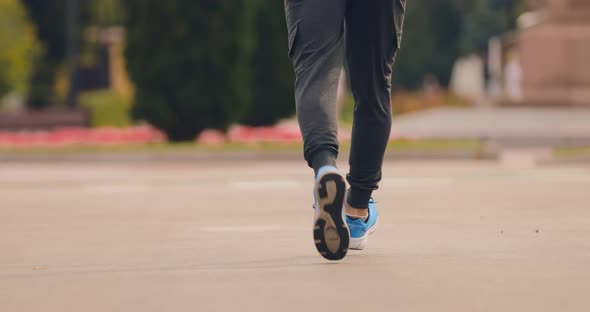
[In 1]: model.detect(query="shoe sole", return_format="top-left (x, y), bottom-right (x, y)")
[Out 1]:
top-left (313, 171), bottom-right (349, 261)
top-left (349, 222), bottom-right (378, 250)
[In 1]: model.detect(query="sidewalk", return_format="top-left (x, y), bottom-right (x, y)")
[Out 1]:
top-left (391, 107), bottom-right (590, 147)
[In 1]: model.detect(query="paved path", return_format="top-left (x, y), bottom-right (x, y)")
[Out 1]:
top-left (391, 107), bottom-right (590, 146)
top-left (1, 160), bottom-right (589, 311)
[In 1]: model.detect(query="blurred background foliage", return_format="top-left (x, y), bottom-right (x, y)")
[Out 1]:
top-left (240, 0), bottom-right (295, 127)
top-left (123, 1), bottom-right (259, 141)
top-left (0, 0), bottom-right (39, 99)
top-left (79, 90), bottom-right (131, 127)
top-left (394, 0), bottom-right (525, 90)
top-left (21, 0), bottom-right (69, 109)
top-left (3, 0), bottom-right (525, 140)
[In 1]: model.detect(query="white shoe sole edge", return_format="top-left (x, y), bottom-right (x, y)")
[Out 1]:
top-left (349, 222), bottom-right (378, 251)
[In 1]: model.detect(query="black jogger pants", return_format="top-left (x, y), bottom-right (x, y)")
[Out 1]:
top-left (285, 0), bottom-right (406, 208)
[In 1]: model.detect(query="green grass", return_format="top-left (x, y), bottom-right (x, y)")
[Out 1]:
top-left (0, 142), bottom-right (302, 155)
top-left (0, 139), bottom-right (484, 155)
top-left (385, 139), bottom-right (483, 152)
top-left (554, 146), bottom-right (590, 158)
top-left (79, 90), bottom-right (132, 127)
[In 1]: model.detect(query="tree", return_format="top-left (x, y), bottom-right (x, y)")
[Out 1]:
top-left (89, 0), bottom-right (125, 27)
top-left (460, 0), bottom-right (526, 54)
top-left (240, 0), bottom-right (296, 126)
top-left (124, 1), bottom-right (258, 141)
top-left (0, 0), bottom-right (39, 100)
top-left (393, 0), bottom-right (463, 89)
top-left (392, 0), bottom-right (525, 90)
top-left (21, 0), bottom-right (67, 109)
top-left (22, 0), bottom-right (98, 109)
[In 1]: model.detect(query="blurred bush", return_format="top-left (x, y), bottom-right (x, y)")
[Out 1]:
top-left (123, 1), bottom-right (297, 140)
top-left (21, 0), bottom-right (69, 109)
top-left (240, 0), bottom-right (295, 127)
top-left (394, 0), bottom-right (463, 90)
top-left (0, 0), bottom-right (39, 100)
top-left (79, 90), bottom-right (131, 127)
top-left (123, 1), bottom-right (258, 141)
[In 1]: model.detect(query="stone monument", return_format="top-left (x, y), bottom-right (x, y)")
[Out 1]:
top-left (518, 0), bottom-right (590, 106)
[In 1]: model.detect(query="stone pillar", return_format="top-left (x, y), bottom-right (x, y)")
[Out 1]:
top-left (518, 0), bottom-right (590, 106)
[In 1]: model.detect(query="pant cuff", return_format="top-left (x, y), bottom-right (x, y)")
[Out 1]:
top-left (347, 187), bottom-right (372, 209)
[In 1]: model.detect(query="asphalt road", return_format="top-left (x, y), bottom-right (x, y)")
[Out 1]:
top-left (1, 159), bottom-right (589, 311)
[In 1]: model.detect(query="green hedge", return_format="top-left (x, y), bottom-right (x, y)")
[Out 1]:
top-left (239, 0), bottom-right (295, 126)
top-left (79, 90), bottom-right (131, 127)
top-left (123, 1), bottom-right (258, 141)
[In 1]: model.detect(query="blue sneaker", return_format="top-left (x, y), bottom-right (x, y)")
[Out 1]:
top-left (313, 166), bottom-right (349, 260)
top-left (347, 198), bottom-right (379, 250)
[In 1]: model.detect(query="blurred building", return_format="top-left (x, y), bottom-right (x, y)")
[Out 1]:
top-left (518, 0), bottom-right (590, 106)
